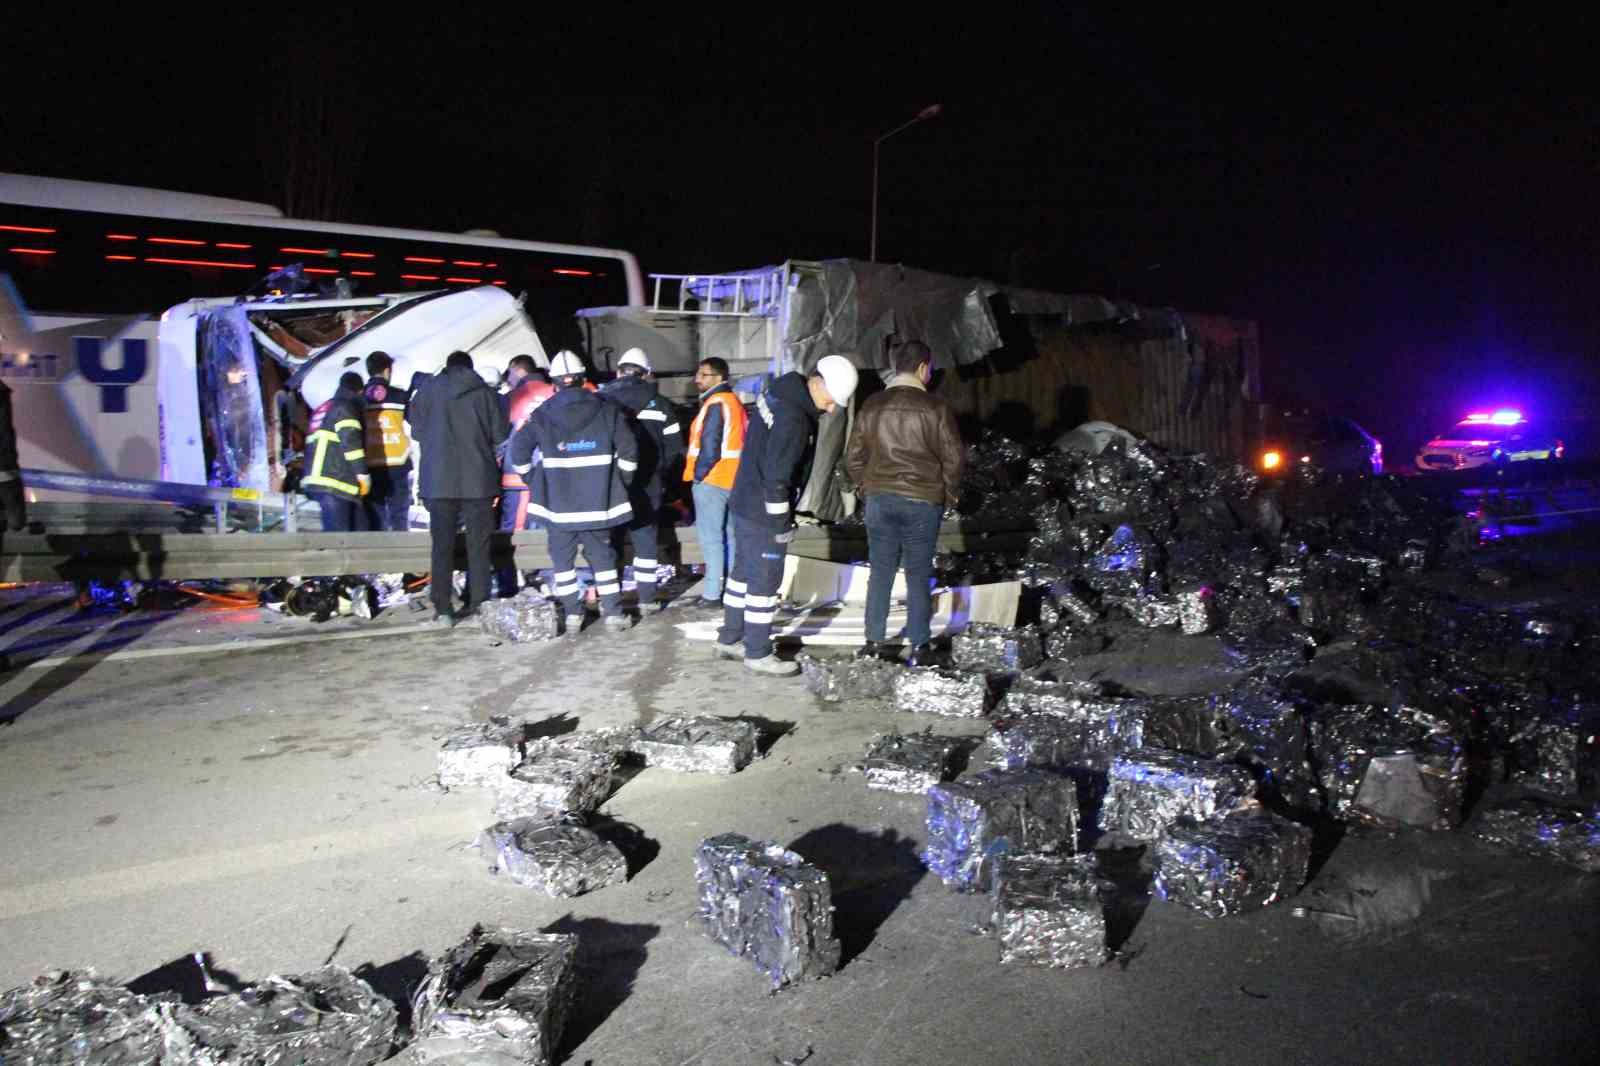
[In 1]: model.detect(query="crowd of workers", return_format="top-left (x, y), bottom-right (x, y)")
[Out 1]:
top-left (297, 339), bottom-right (963, 677)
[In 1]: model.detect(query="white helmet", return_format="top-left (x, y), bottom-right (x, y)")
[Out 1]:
top-left (550, 350), bottom-right (586, 378)
top-left (617, 347), bottom-right (651, 373)
top-left (815, 354), bottom-right (860, 407)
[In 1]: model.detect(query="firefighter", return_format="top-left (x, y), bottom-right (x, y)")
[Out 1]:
top-left (714, 355), bottom-right (858, 674)
top-left (361, 351), bottom-right (414, 531)
top-left (302, 372), bottom-right (370, 532)
top-left (682, 357), bottom-right (747, 608)
top-left (509, 350), bottom-right (638, 635)
top-left (600, 347), bottom-right (684, 612)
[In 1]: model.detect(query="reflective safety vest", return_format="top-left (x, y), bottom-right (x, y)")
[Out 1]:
top-left (304, 394), bottom-right (368, 500)
top-left (683, 389), bottom-right (746, 490)
top-left (362, 378), bottom-right (413, 469)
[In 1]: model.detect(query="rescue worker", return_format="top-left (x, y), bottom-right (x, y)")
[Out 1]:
top-left (714, 355), bottom-right (859, 674)
top-left (0, 379), bottom-right (25, 532)
top-left (601, 347), bottom-right (684, 612)
top-left (361, 351), bottom-right (414, 531)
top-left (302, 372), bottom-right (370, 532)
top-left (410, 351), bottom-right (509, 627)
top-left (510, 350), bottom-right (638, 635)
top-left (499, 354), bottom-right (539, 409)
top-left (493, 375), bottom-right (556, 597)
top-left (683, 357), bottom-right (746, 608)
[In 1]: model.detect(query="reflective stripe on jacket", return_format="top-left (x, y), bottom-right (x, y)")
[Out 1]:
top-left (362, 378), bottom-right (413, 469)
top-left (303, 391), bottom-right (368, 500)
top-left (683, 385), bottom-right (746, 490)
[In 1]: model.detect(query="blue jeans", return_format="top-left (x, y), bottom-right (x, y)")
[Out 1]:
top-left (692, 480), bottom-right (735, 600)
top-left (864, 493), bottom-right (942, 647)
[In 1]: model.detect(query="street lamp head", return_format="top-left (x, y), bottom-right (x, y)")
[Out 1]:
top-left (918, 104), bottom-right (944, 120)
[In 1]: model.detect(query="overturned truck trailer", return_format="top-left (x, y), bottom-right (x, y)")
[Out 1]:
top-left (576, 258), bottom-right (1260, 458)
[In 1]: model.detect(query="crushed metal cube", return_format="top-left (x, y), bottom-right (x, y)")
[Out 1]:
top-left (476, 817), bottom-right (628, 897)
top-left (951, 623), bottom-right (1044, 674)
top-left (986, 705), bottom-right (1146, 773)
top-left (1152, 809), bottom-right (1312, 918)
top-left (694, 833), bottom-right (840, 988)
top-left (409, 926), bottom-right (578, 1066)
top-left (494, 738), bottom-right (619, 819)
top-left (166, 965), bottom-right (398, 1066)
top-left (893, 667), bottom-right (989, 718)
top-left (437, 717), bottom-right (525, 790)
top-left (798, 653), bottom-right (900, 703)
top-left (478, 591), bottom-right (562, 643)
top-left (924, 769), bottom-right (1079, 892)
top-left (858, 731), bottom-right (959, 793)
top-left (630, 716), bottom-right (757, 774)
top-left (1099, 750), bottom-right (1256, 842)
top-left (1509, 713), bottom-right (1599, 799)
top-left (1307, 705), bottom-right (1465, 829)
top-left (1177, 586), bottom-right (1219, 635)
top-left (993, 853), bottom-right (1107, 968)
top-left (0, 970), bottom-right (168, 1065)
top-left (1472, 799), bottom-right (1600, 873)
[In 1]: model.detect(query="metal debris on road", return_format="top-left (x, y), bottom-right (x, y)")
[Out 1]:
top-left (0, 970), bottom-right (167, 1065)
top-left (1152, 809), bottom-right (1312, 918)
top-left (1099, 751), bottom-right (1256, 842)
top-left (924, 769), bottom-right (1079, 892)
top-left (993, 853), bottom-right (1107, 968)
top-left (798, 653), bottom-right (900, 703)
top-left (858, 730), bottom-right (959, 793)
top-left (476, 816), bottom-right (629, 897)
top-left (164, 965), bottom-right (397, 1065)
top-left (630, 716), bottom-right (758, 774)
top-left (892, 667), bottom-right (989, 718)
top-left (1471, 799), bottom-right (1600, 873)
top-left (478, 591), bottom-right (562, 643)
top-left (694, 833), bottom-right (840, 988)
top-left (409, 926), bottom-right (578, 1066)
top-left (1307, 705), bottom-right (1464, 829)
top-left (437, 717), bottom-right (525, 790)
top-left (951, 623), bottom-right (1044, 674)
top-left (494, 738), bottom-right (619, 818)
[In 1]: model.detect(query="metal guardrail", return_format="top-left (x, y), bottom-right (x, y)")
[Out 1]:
top-left (20, 469), bottom-right (304, 533)
top-left (0, 524), bottom-right (1036, 584)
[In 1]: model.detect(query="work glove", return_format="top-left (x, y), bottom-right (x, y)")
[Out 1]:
top-left (358, 474), bottom-right (372, 497)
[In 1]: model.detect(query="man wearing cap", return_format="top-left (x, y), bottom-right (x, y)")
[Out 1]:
top-left (510, 350), bottom-right (638, 635)
top-left (845, 340), bottom-right (964, 665)
top-left (715, 355), bottom-right (859, 675)
top-left (601, 347), bottom-right (684, 612)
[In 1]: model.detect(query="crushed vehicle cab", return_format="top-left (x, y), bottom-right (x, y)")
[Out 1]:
top-left (1414, 410), bottom-right (1563, 472)
top-left (1255, 410), bottom-right (1383, 477)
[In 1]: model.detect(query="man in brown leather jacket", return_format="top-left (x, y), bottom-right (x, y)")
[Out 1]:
top-left (844, 340), bottom-right (964, 662)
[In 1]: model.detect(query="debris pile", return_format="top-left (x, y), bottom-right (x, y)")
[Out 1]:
top-left (694, 833), bottom-right (841, 988)
top-left (437, 717), bottom-right (526, 790)
top-left (1152, 808), bottom-right (1313, 918)
top-left (892, 667), bottom-right (989, 718)
top-left (857, 730), bottom-right (960, 793)
top-left (477, 816), bottom-right (629, 897)
top-left (629, 716), bottom-right (757, 774)
top-left (923, 769), bottom-right (1080, 892)
top-left (1098, 751), bottom-right (1257, 842)
top-left (798, 652), bottom-right (900, 703)
top-left (165, 965), bottom-right (398, 1065)
top-left (992, 853), bottom-right (1108, 968)
top-left (479, 590), bottom-right (563, 643)
top-left (494, 738), bottom-right (620, 818)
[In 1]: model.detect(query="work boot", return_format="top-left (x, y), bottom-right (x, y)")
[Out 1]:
top-left (429, 609), bottom-right (456, 629)
top-left (563, 613), bottom-right (585, 637)
top-left (856, 641), bottom-right (903, 662)
top-left (745, 654), bottom-right (800, 677)
top-left (694, 597), bottom-right (723, 611)
top-left (602, 614), bottom-right (634, 632)
top-left (712, 641), bottom-right (743, 661)
top-left (908, 642), bottom-right (942, 668)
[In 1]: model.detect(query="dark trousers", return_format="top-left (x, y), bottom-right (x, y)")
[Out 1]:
top-left (863, 492), bottom-right (943, 647)
top-left (314, 492), bottom-right (367, 532)
top-left (617, 504), bottom-right (663, 605)
top-left (717, 513), bottom-right (789, 660)
top-left (547, 527), bottom-right (621, 617)
top-left (425, 497), bottom-right (494, 615)
top-left (366, 467), bottom-right (412, 531)
top-left (0, 477), bottom-right (25, 532)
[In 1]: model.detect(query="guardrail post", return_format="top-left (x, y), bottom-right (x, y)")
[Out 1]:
top-left (214, 502), bottom-right (226, 534)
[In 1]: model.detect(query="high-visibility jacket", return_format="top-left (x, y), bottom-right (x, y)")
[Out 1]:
top-left (362, 377), bottom-right (413, 470)
top-left (683, 384), bottom-right (746, 490)
top-left (508, 386), bottom-right (638, 530)
top-left (303, 387), bottom-right (368, 500)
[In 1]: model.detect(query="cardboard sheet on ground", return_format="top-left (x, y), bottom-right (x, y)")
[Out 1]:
top-left (677, 558), bottom-right (1020, 645)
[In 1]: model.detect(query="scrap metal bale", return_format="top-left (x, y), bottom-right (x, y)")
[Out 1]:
top-left (1105, 593), bottom-right (1180, 629)
top-left (0, 970), bottom-right (168, 1065)
top-left (1307, 705), bottom-right (1465, 829)
top-left (165, 965), bottom-right (397, 1066)
top-left (694, 833), bottom-right (840, 988)
top-left (993, 853), bottom-right (1107, 968)
top-left (951, 623), bottom-right (1044, 674)
top-left (1177, 585), bottom-right (1220, 635)
top-left (1472, 799), bottom-right (1600, 873)
top-left (478, 591), bottom-right (562, 643)
top-left (798, 653), bottom-right (899, 704)
top-left (892, 668), bottom-right (989, 718)
top-left (476, 817), bottom-right (628, 897)
top-left (986, 701), bottom-right (1146, 773)
top-left (494, 739), bottom-right (618, 819)
top-left (1152, 809), bottom-right (1312, 919)
top-left (924, 769), bottom-right (1079, 892)
top-left (630, 716), bottom-right (757, 774)
top-left (437, 717), bottom-right (525, 791)
top-left (1084, 525), bottom-right (1157, 597)
top-left (858, 730), bottom-right (959, 793)
top-left (999, 675), bottom-right (1112, 717)
top-left (409, 926), bottom-right (578, 1066)
top-left (1508, 709), bottom-right (1599, 800)
top-left (1100, 750), bottom-right (1256, 842)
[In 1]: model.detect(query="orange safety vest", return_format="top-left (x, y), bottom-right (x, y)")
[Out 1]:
top-left (683, 389), bottom-right (746, 490)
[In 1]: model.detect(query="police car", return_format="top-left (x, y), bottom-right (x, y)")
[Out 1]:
top-left (1413, 410), bottom-right (1564, 472)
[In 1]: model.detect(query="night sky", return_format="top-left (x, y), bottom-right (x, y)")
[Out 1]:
top-left (8, 8), bottom-right (1596, 454)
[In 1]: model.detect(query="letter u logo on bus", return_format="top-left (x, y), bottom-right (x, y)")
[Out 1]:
top-left (74, 337), bottom-right (148, 413)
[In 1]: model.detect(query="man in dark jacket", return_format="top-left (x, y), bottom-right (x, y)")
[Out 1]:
top-left (362, 351), bottom-right (414, 531)
top-left (410, 351), bottom-right (510, 627)
top-left (601, 347), bottom-right (684, 612)
top-left (0, 380), bottom-right (25, 532)
top-left (510, 350), bottom-right (638, 634)
top-left (302, 372), bottom-right (370, 533)
top-left (715, 355), bottom-right (859, 675)
top-left (844, 340), bottom-right (964, 664)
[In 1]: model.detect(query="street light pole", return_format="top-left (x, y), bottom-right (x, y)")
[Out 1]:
top-left (870, 104), bottom-right (942, 263)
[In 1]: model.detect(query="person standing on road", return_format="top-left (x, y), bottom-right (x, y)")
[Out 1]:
top-left (510, 350), bottom-right (638, 635)
top-left (303, 372), bottom-right (371, 533)
top-left (845, 340), bottom-right (963, 665)
top-left (361, 351), bottom-right (414, 531)
top-left (601, 347), bottom-right (684, 612)
top-left (682, 358), bottom-right (746, 609)
top-left (409, 351), bottom-right (509, 627)
top-left (0, 380), bottom-right (26, 532)
top-left (715, 355), bottom-right (859, 675)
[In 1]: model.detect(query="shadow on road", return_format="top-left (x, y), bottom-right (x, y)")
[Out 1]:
top-left (352, 950), bottom-right (432, 1031)
top-left (125, 952), bottom-right (246, 1003)
top-left (787, 823), bottom-right (927, 969)
top-left (0, 614), bottom-right (156, 726)
top-left (542, 915), bottom-right (658, 1057)
top-left (588, 816), bottom-right (661, 880)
